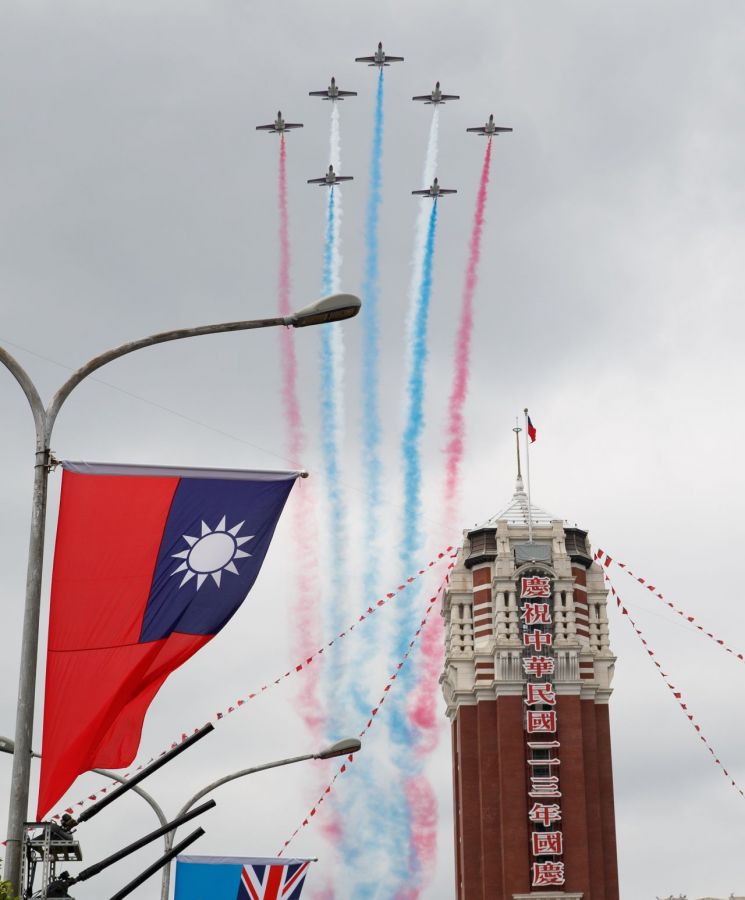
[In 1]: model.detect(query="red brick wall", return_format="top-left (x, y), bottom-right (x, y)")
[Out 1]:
top-left (556, 695), bottom-right (592, 894)
top-left (582, 698), bottom-right (608, 898)
top-left (497, 696), bottom-right (530, 896)
top-left (478, 701), bottom-right (502, 896)
top-left (596, 703), bottom-right (620, 900)
top-left (454, 705), bottom-right (483, 897)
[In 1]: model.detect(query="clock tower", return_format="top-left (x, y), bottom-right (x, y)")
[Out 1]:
top-left (441, 476), bottom-right (620, 899)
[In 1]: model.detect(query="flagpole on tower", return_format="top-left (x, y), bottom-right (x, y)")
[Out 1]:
top-left (512, 419), bottom-right (522, 482)
top-left (524, 408), bottom-right (534, 542)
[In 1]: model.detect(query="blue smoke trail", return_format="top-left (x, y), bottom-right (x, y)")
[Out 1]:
top-left (385, 200), bottom-right (440, 890)
top-left (319, 188), bottom-right (345, 743)
top-left (397, 199), bottom-right (439, 676)
top-left (360, 69), bottom-right (385, 609)
top-left (340, 71), bottom-right (389, 900)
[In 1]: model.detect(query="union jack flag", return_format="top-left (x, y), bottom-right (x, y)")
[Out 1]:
top-left (236, 859), bottom-right (310, 900)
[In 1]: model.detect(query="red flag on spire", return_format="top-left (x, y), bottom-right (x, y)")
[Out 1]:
top-left (527, 415), bottom-right (537, 443)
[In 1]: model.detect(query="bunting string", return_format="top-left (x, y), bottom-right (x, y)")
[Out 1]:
top-left (600, 562), bottom-right (745, 800)
top-left (596, 549), bottom-right (745, 663)
top-left (278, 567), bottom-right (453, 856)
top-left (48, 546), bottom-right (455, 822)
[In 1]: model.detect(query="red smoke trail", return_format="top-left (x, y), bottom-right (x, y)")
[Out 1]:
top-left (278, 137), bottom-right (323, 739)
top-left (444, 137), bottom-right (493, 523)
top-left (402, 139), bottom-right (494, 897)
top-left (396, 774), bottom-right (438, 900)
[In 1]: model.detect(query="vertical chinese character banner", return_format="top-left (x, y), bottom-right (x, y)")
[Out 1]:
top-left (520, 573), bottom-right (565, 889)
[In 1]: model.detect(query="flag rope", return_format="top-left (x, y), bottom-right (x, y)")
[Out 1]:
top-left (596, 549), bottom-right (745, 663)
top-left (47, 546), bottom-right (455, 822)
top-left (277, 565), bottom-right (453, 856)
top-left (601, 563), bottom-right (744, 800)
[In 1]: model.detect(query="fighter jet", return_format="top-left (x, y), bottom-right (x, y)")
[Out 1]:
top-left (355, 42), bottom-right (404, 67)
top-left (412, 82), bottom-right (460, 105)
top-left (307, 165), bottom-right (354, 187)
top-left (467, 114), bottom-right (513, 137)
top-left (309, 76), bottom-right (357, 101)
top-left (412, 177), bottom-right (456, 198)
top-left (256, 111), bottom-right (303, 134)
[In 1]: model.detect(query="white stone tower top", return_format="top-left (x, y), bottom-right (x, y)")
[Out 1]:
top-left (441, 482), bottom-right (616, 718)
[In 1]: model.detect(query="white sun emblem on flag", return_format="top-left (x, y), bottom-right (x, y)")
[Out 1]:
top-left (171, 517), bottom-right (254, 590)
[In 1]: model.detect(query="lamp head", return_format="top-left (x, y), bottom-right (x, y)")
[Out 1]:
top-left (289, 294), bottom-right (361, 328)
top-left (315, 738), bottom-right (362, 760)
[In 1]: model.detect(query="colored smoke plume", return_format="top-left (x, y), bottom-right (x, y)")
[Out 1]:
top-left (444, 137), bottom-right (493, 523)
top-left (278, 137), bottom-right (323, 739)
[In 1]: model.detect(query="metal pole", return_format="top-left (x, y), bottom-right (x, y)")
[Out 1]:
top-left (159, 752), bottom-right (314, 900)
top-left (5, 448), bottom-right (50, 892)
top-left (523, 408), bottom-right (533, 542)
top-left (0, 297), bottom-right (361, 895)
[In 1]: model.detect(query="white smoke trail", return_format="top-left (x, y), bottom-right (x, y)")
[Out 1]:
top-left (405, 108), bottom-right (440, 357)
top-left (329, 103), bottom-right (344, 449)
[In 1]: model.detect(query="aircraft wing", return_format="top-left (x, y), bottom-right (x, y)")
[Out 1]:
top-left (412, 94), bottom-right (432, 101)
top-left (284, 123), bottom-right (303, 129)
top-left (411, 189), bottom-right (431, 196)
top-left (441, 94), bottom-right (460, 101)
top-left (309, 90), bottom-right (328, 97)
top-left (494, 126), bottom-right (513, 133)
top-left (439, 189), bottom-right (457, 195)
top-left (307, 177), bottom-right (327, 184)
top-left (386, 55), bottom-right (404, 62)
top-left (355, 55), bottom-right (375, 62)
top-left (466, 126), bottom-right (486, 133)
top-left (256, 124), bottom-right (276, 131)
top-left (335, 176), bottom-right (354, 183)
top-left (337, 90), bottom-right (357, 97)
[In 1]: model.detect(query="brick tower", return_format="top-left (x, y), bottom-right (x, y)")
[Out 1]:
top-left (441, 475), bottom-right (620, 899)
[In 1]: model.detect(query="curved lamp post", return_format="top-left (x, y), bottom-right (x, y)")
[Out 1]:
top-left (0, 735), bottom-right (360, 900)
top-left (0, 292), bottom-right (361, 891)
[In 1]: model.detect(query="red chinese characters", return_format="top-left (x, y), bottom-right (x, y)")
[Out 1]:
top-left (532, 861), bottom-right (566, 886)
top-left (523, 602), bottom-right (552, 625)
top-left (531, 831), bottom-right (563, 855)
top-left (525, 682), bottom-right (556, 706)
top-left (523, 655), bottom-right (554, 677)
top-left (520, 571), bottom-right (565, 889)
top-left (521, 576), bottom-right (551, 599)
top-left (528, 802), bottom-right (562, 826)
top-left (526, 710), bottom-right (557, 733)
top-left (528, 775), bottom-right (561, 798)
top-left (523, 630), bottom-right (552, 652)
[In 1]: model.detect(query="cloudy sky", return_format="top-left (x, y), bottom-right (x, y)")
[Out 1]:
top-left (1, 1), bottom-right (744, 897)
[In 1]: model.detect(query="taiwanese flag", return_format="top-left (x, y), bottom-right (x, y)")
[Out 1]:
top-left (527, 415), bottom-right (537, 443)
top-left (38, 461), bottom-right (300, 818)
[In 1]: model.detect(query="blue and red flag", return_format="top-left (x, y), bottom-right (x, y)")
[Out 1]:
top-left (527, 415), bottom-right (537, 443)
top-left (174, 855), bottom-right (311, 900)
top-left (38, 461), bottom-right (300, 817)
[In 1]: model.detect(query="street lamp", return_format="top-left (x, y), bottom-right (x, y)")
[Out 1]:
top-left (158, 737), bottom-right (362, 900)
top-left (0, 734), bottom-right (362, 900)
top-left (0, 292), bottom-right (361, 892)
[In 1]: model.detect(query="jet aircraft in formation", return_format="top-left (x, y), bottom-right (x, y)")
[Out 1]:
top-left (309, 76), bottom-right (357, 101)
top-left (307, 165), bottom-right (354, 187)
top-left (355, 42), bottom-right (404, 67)
top-left (255, 111), bottom-right (303, 134)
top-left (412, 81), bottom-right (460, 105)
top-left (412, 177), bottom-right (457, 199)
top-left (466, 114), bottom-right (513, 136)
top-left (261, 45), bottom-right (510, 203)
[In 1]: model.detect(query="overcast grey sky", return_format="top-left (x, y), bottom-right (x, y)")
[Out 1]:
top-left (1, 1), bottom-right (745, 897)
